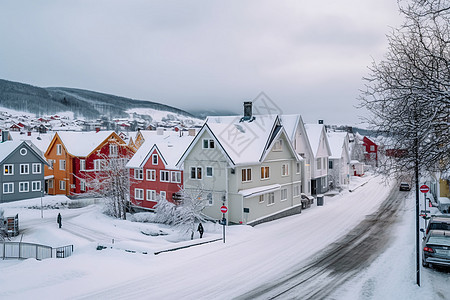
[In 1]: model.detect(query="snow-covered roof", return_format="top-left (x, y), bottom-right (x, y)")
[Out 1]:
top-left (279, 114), bottom-right (300, 142)
top-left (56, 131), bottom-right (117, 157)
top-left (327, 132), bottom-right (349, 159)
top-left (0, 140), bottom-right (46, 164)
top-left (9, 131), bottom-right (55, 153)
top-left (127, 133), bottom-right (194, 169)
top-left (304, 124), bottom-right (325, 155)
top-left (205, 115), bottom-right (280, 165)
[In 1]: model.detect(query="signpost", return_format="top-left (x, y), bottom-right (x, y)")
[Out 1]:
top-left (420, 185), bottom-right (430, 228)
top-left (220, 205), bottom-right (227, 243)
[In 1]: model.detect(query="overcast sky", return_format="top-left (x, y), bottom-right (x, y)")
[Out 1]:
top-left (0, 1), bottom-right (403, 125)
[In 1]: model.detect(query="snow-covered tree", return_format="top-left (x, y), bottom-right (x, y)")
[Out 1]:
top-left (155, 187), bottom-right (208, 239)
top-left (83, 152), bottom-right (134, 220)
top-left (360, 0), bottom-right (450, 180)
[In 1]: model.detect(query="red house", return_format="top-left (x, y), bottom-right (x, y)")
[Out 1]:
top-left (363, 136), bottom-right (378, 166)
top-left (126, 132), bottom-right (194, 210)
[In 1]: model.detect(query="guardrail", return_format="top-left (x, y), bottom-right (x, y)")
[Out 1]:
top-left (0, 242), bottom-right (73, 260)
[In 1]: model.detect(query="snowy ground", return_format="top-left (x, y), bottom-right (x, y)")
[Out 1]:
top-left (0, 174), bottom-right (447, 299)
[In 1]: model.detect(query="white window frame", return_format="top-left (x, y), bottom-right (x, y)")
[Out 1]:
top-left (134, 169), bottom-right (143, 180)
top-left (80, 179), bottom-right (86, 191)
top-left (259, 194), bottom-right (264, 203)
top-left (171, 171), bottom-right (181, 183)
top-left (4, 164), bottom-right (14, 175)
top-left (190, 167), bottom-right (202, 180)
top-left (281, 188), bottom-right (288, 201)
top-left (60, 160), bottom-right (66, 171)
top-left (146, 189), bottom-right (157, 201)
top-left (273, 139), bottom-right (283, 151)
top-left (160, 191), bottom-right (166, 200)
top-left (152, 154), bottom-right (158, 165)
top-left (146, 169), bottom-right (156, 181)
top-left (20, 164), bottom-right (29, 175)
top-left (56, 144), bottom-right (62, 155)
top-left (281, 164), bottom-right (289, 176)
top-left (267, 192), bottom-right (275, 206)
top-left (242, 168), bottom-right (252, 182)
top-left (3, 182), bottom-right (13, 194)
top-left (160, 170), bottom-right (170, 182)
top-left (296, 162), bottom-right (301, 174)
top-left (59, 180), bottom-right (66, 191)
top-left (261, 166), bottom-right (270, 180)
top-left (32, 163), bottom-right (42, 174)
top-left (206, 166), bottom-right (213, 177)
top-left (316, 158), bottom-right (322, 170)
top-left (32, 181), bottom-right (41, 192)
top-left (20, 148), bottom-right (27, 156)
top-left (135, 188), bottom-right (144, 200)
top-left (293, 184), bottom-right (300, 197)
top-left (80, 159), bottom-right (86, 171)
top-left (207, 192), bottom-right (213, 206)
top-left (202, 139), bottom-right (215, 149)
top-left (48, 179), bottom-right (54, 189)
top-left (19, 181), bottom-right (29, 192)
top-left (109, 144), bottom-right (118, 157)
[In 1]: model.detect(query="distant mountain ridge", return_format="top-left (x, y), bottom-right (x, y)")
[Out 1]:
top-left (0, 79), bottom-right (195, 120)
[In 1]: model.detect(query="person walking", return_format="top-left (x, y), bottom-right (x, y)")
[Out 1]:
top-left (197, 223), bottom-right (204, 238)
top-left (57, 213), bottom-right (62, 228)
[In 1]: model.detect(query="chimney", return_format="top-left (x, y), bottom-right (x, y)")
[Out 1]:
top-left (95, 127), bottom-right (100, 133)
top-left (188, 129), bottom-right (196, 136)
top-left (27, 131), bottom-right (31, 136)
top-left (318, 120), bottom-right (324, 124)
top-left (243, 102), bottom-right (253, 121)
top-left (157, 127), bottom-right (164, 135)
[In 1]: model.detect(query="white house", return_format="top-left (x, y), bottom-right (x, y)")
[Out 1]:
top-left (327, 131), bottom-right (351, 188)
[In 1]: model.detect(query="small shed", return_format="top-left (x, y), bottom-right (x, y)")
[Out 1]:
top-left (350, 160), bottom-right (365, 176)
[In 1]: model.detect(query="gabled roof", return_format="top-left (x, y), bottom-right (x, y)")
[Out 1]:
top-left (0, 140), bottom-right (48, 165)
top-left (178, 115), bottom-right (300, 167)
top-left (127, 134), bottom-right (194, 170)
top-left (327, 132), bottom-right (349, 160)
top-left (304, 124), bottom-right (331, 157)
top-left (45, 131), bottom-right (125, 157)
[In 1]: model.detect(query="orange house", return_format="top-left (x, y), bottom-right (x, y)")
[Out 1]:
top-left (44, 131), bottom-right (134, 196)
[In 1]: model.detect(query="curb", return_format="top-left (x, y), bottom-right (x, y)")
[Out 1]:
top-left (154, 238), bottom-right (222, 255)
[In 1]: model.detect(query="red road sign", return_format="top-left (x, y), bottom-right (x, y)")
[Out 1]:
top-left (420, 184), bottom-right (430, 193)
top-left (220, 205), bottom-right (228, 213)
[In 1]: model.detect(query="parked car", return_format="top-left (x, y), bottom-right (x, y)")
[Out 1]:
top-left (425, 216), bottom-right (450, 234)
top-left (399, 182), bottom-right (411, 191)
top-left (422, 230), bottom-right (450, 268)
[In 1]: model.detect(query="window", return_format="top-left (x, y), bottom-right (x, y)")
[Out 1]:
top-left (32, 163), bottom-right (41, 174)
top-left (56, 144), bottom-right (62, 155)
top-left (281, 164), bottom-right (288, 176)
top-left (20, 164), bottom-right (29, 174)
top-left (296, 163), bottom-right (301, 174)
top-left (135, 188), bottom-right (144, 200)
top-left (242, 168), bottom-right (252, 182)
top-left (4, 164), bottom-right (13, 175)
top-left (146, 189), bottom-right (157, 201)
top-left (281, 188), bottom-right (288, 201)
top-left (190, 167), bottom-right (202, 180)
top-left (48, 159), bottom-right (55, 169)
top-left (146, 169), bottom-right (156, 181)
top-left (60, 160), bottom-right (66, 171)
top-left (59, 180), bottom-right (66, 191)
top-left (316, 158), bottom-right (322, 170)
top-left (80, 160), bottom-right (86, 171)
top-left (171, 171), bottom-right (181, 183)
top-left (259, 195), bottom-right (264, 203)
top-left (370, 145), bottom-right (375, 152)
top-left (206, 167), bottom-right (213, 177)
top-left (152, 154), bottom-right (158, 165)
top-left (207, 193), bottom-right (213, 206)
top-left (80, 180), bottom-right (86, 191)
top-left (160, 191), bottom-right (166, 200)
top-left (261, 166), bottom-right (270, 179)
top-left (267, 192), bottom-right (275, 205)
top-left (20, 148), bottom-right (27, 156)
top-left (3, 183), bottom-right (13, 194)
top-left (134, 169), bottom-right (143, 180)
top-left (109, 144), bottom-right (118, 157)
top-left (273, 139), bottom-right (283, 151)
top-left (323, 158), bottom-right (327, 170)
top-left (160, 170), bottom-right (170, 182)
top-left (94, 159), bottom-right (106, 171)
top-left (19, 182), bottom-right (29, 192)
top-left (203, 139), bottom-right (215, 149)
top-left (48, 179), bottom-right (54, 189)
top-left (329, 160), bottom-right (333, 169)
top-left (32, 181), bottom-right (41, 191)
top-left (293, 184), bottom-right (300, 197)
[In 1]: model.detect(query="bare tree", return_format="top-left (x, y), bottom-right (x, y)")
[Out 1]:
top-left (360, 0), bottom-right (450, 179)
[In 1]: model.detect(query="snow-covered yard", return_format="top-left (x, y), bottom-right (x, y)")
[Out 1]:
top-left (0, 174), bottom-right (447, 299)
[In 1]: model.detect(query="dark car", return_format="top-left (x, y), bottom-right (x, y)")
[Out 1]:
top-left (399, 182), bottom-right (411, 191)
top-left (425, 216), bottom-right (450, 234)
top-left (422, 230), bottom-right (450, 268)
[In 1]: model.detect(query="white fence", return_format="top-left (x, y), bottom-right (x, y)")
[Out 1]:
top-left (0, 242), bottom-right (73, 260)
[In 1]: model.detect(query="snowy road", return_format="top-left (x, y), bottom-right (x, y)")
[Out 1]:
top-left (239, 186), bottom-right (407, 299)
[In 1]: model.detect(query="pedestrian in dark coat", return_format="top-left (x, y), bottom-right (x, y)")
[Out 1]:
top-left (57, 213), bottom-right (62, 228)
top-left (197, 223), bottom-right (204, 238)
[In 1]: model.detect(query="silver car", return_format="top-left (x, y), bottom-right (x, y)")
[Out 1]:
top-left (422, 230), bottom-right (450, 268)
